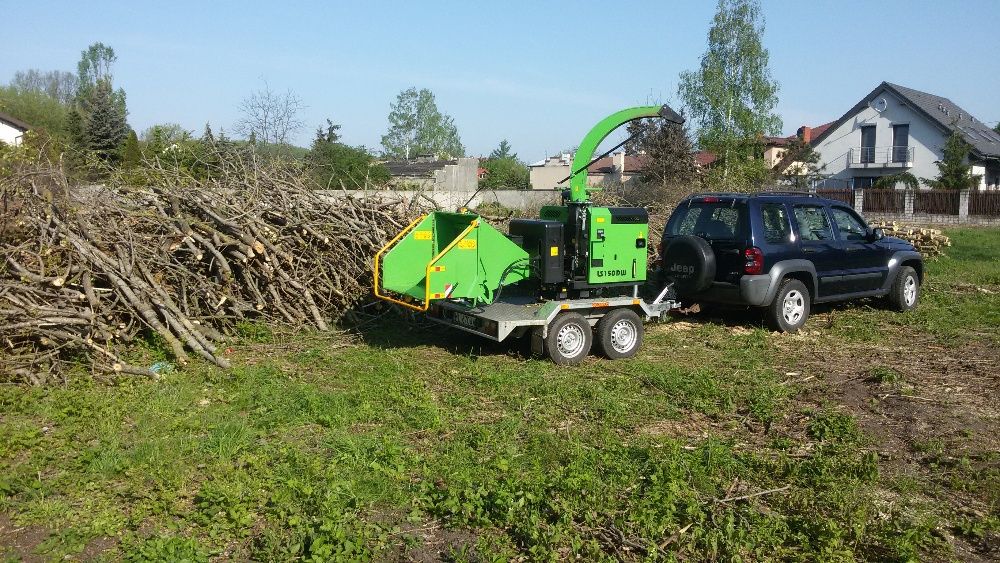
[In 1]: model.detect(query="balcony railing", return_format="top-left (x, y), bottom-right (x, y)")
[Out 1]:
top-left (848, 146), bottom-right (914, 168)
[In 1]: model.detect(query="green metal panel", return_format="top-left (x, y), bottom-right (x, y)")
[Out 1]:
top-left (568, 106), bottom-right (665, 202)
top-left (381, 211), bottom-right (529, 305)
top-left (587, 207), bottom-right (648, 284)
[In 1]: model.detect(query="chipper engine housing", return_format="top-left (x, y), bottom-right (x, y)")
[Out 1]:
top-left (374, 104), bottom-right (685, 363)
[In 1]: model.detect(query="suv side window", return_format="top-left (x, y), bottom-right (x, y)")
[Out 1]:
top-left (760, 203), bottom-right (791, 243)
top-left (793, 205), bottom-right (834, 241)
top-left (829, 207), bottom-right (868, 241)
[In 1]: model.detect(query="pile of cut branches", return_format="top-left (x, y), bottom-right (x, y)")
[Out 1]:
top-left (1, 151), bottom-right (426, 384)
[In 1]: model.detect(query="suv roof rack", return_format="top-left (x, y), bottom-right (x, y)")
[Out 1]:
top-left (752, 190), bottom-right (817, 198)
top-left (686, 191), bottom-right (819, 200)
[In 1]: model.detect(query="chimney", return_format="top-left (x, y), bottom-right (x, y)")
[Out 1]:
top-left (613, 151), bottom-right (625, 173)
top-left (797, 126), bottom-right (812, 144)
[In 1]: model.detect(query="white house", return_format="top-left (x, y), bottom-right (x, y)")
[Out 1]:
top-left (809, 82), bottom-right (1000, 190)
top-left (0, 112), bottom-right (30, 146)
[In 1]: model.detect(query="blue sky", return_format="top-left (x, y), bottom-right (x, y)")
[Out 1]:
top-left (4, 1), bottom-right (999, 161)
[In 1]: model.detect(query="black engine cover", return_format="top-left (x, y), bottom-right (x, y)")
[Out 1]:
top-left (509, 219), bottom-right (565, 284)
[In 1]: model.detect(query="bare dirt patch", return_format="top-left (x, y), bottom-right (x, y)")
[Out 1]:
top-left (772, 326), bottom-right (1000, 561)
top-left (0, 513), bottom-right (48, 563)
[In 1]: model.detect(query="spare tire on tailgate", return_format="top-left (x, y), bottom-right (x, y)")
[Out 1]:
top-left (662, 235), bottom-right (715, 294)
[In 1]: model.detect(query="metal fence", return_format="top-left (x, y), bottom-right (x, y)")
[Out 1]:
top-left (862, 189), bottom-right (906, 213)
top-left (914, 189), bottom-right (960, 215)
top-left (970, 191), bottom-right (1000, 216)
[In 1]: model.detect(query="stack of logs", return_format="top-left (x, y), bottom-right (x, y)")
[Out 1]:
top-left (1, 154), bottom-right (427, 384)
top-left (869, 221), bottom-right (951, 257)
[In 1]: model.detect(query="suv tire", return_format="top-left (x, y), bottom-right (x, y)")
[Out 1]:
top-left (765, 278), bottom-right (810, 333)
top-left (595, 308), bottom-right (644, 360)
top-left (887, 266), bottom-right (919, 312)
top-left (545, 312), bottom-right (592, 365)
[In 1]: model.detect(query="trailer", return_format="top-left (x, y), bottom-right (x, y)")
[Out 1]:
top-left (373, 105), bottom-right (685, 364)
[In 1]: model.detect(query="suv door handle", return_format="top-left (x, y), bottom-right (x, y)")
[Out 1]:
top-left (802, 247), bottom-right (817, 253)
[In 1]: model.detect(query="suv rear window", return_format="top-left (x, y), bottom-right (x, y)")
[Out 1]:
top-left (667, 202), bottom-right (747, 241)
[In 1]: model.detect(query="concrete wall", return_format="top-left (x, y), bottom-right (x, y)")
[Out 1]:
top-left (389, 158), bottom-right (480, 191)
top-left (814, 87), bottom-right (945, 185)
top-left (319, 188), bottom-right (560, 212)
top-left (0, 121), bottom-right (25, 146)
top-left (529, 163), bottom-right (570, 191)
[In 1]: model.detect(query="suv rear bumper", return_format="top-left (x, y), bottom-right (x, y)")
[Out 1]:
top-left (685, 275), bottom-right (772, 307)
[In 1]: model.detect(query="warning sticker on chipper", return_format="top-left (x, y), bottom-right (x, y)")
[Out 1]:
top-left (550, 246), bottom-right (559, 256)
top-left (414, 231), bottom-right (432, 240)
top-left (457, 239), bottom-right (477, 250)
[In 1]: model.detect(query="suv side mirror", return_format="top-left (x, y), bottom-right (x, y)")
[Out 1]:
top-left (870, 227), bottom-right (885, 241)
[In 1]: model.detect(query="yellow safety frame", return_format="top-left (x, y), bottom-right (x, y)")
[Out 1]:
top-left (373, 215), bottom-right (478, 312)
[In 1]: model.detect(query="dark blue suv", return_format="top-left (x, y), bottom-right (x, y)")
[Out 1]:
top-left (659, 192), bottom-right (923, 332)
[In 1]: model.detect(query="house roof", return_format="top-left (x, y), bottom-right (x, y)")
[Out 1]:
top-left (693, 151), bottom-right (717, 167)
top-left (383, 159), bottom-right (457, 177)
top-left (587, 154), bottom-right (648, 175)
top-left (810, 81), bottom-right (1000, 159)
top-left (765, 121), bottom-right (834, 147)
top-left (0, 111), bottom-right (30, 132)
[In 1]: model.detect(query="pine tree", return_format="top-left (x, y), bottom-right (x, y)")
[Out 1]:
top-left (85, 81), bottom-right (127, 163)
top-left (122, 129), bottom-right (140, 168)
top-left (923, 130), bottom-right (979, 190)
top-left (202, 123), bottom-right (215, 144)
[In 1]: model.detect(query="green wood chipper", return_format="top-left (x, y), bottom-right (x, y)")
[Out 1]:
top-left (374, 105), bottom-right (684, 364)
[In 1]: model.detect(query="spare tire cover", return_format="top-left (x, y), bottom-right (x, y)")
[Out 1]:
top-left (662, 235), bottom-right (716, 294)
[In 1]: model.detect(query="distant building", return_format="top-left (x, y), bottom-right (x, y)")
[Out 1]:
top-left (809, 82), bottom-right (1000, 190)
top-left (0, 112), bottom-right (30, 146)
top-left (531, 150), bottom-right (722, 189)
top-left (528, 153), bottom-right (573, 190)
top-left (383, 155), bottom-right (480, 191)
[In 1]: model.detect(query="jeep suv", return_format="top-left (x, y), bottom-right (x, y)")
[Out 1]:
top-left (659, 192), bottom-right (923, 332)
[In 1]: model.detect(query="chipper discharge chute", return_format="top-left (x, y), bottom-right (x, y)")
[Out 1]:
top-left (375, 211), bottom-right (531, 311)
top-left (374, 104), bottom-right (686, 365)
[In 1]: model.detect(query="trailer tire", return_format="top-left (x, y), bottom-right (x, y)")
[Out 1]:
top-left (545, 313), bottom-right (592, 365)
top-left (595, 308), bottom-right (643, 360)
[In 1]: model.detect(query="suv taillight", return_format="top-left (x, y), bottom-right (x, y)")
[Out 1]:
top-left (744, 247), bottom-right (764, 275)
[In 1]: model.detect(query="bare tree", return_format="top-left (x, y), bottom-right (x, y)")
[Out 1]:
top-left (10, 69), bottom-right (79, 104)
top-left (234, 81), bottom-right (305, 146)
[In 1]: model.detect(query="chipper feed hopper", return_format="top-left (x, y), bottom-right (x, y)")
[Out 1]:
top-left (375, 105), bottom-right (685, 364)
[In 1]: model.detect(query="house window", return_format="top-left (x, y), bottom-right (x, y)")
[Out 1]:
top-left (860, 125), bottom-right (876, 163)
top-left (892, 124), bottom-right (909, 162)
top-left (853, 177), bottom-right (877, 189)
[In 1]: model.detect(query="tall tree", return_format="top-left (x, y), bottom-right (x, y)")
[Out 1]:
top-left (234, 82), bottom-right (304, 146)
top-left (489, 139), bottom-right (516, 160)
top-left (86, 81), bottom-right (128, 163)
top-left (994, 122), bottom-right (1000, 135)
top-left (678, 0), bottom-right (781, 191)
top-left (75, 43), bottom-right (126, 118)
top-left (381, 87), bottom-right (464, 160)
top-left (923, 130), bottom-right (980, 190)
top-left (76, 43), bottom-right (117, 101)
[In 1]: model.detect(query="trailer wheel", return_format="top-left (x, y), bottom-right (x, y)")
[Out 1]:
top-left (545, 312), bottom-right (592, 365)
top-left (595, 308), bottom-right (643, 359)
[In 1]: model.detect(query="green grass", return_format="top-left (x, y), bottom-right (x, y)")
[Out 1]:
top-left (821, 227), bottom-right (1000, 345)
top-left (1, 227), bottom-right (998, 561)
